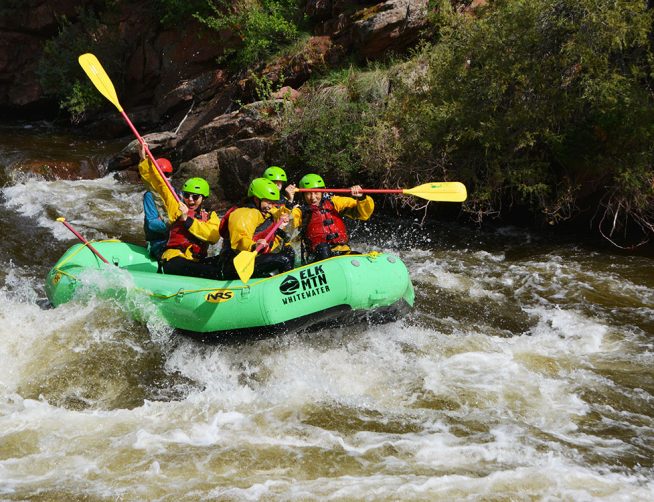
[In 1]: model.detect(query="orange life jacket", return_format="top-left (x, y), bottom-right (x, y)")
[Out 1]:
top-left (166, 207), bottom-right (210, 259)
top-left (301, 197), bottom-right (349, 252)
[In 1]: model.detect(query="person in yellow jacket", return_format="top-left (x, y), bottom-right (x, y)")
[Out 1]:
top-left (292, 173), bottom-right (374, 264)
top-left (138, 144), bottom-right (222, 279)
top-left (219, 178), bottom-right (294, 280)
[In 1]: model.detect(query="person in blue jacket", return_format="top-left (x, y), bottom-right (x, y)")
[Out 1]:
top-left (143, 156), bottom-right (174, 260)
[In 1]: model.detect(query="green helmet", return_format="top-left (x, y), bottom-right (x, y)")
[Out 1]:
top-left (182, 177), bottom-right (210, 197)
top-left (263, 166), bottom-right (287, 182)
top-left (299, 173), bottom-right (325, 189)
top-left (248, 177), bottom-right (280, 201)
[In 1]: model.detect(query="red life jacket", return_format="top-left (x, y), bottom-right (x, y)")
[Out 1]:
top-left (302, 197), bottom-right (349, 252)
top-left (166, 207), bottom-right (211, 259)
top-left (219, 205), bottom-right (276, 254)
top-left (219, 206), bottom-right (237, 240)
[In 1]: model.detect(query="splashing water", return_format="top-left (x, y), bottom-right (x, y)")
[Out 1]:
top-left (0, 127), bottom-right (653, 500)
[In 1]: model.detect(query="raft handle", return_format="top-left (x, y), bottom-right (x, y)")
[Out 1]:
top-left (369, 290), bottom-right (387, 305)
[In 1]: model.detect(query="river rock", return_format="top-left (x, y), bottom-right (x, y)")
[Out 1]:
top-left (107, 131), bottom-right (177, 172)
top-left (15, 159), bottom-right (101, 180)
top-left (309, 0), bottom-right (430, 60)
top-left (181, 107), bottom-right (274, 160)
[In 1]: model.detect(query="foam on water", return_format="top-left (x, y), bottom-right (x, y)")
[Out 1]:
top-left (1, 169), bottom-right (653, 498)
top-left (1, 311), bottom-right (653, 499)
top-left (1, 174), bottom-right (142, 240)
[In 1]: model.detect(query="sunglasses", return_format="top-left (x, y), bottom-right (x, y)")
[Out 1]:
top-left (183, 192), bottom-right (203, 201)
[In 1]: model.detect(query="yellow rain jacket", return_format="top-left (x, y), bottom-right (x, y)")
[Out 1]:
top-left (138, 158), bottom-right (220, 261)
top-left (226, 206), bottom-right (287, 253)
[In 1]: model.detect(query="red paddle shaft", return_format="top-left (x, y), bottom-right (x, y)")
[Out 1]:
top-left (297, 188), bottom-right (395, 194)
top-left (119, 110), bottom-right (180, 204)
top-left (255, 219), bottom-right (283, 252)
top-left (57, 219), bottom-right (109, 264)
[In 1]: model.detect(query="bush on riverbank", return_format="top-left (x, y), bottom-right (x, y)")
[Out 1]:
top-left (197, 0), bottom-right (306, 68)
top-left (278, 65), bottom-right (393, 183)
top-left (280, 0), bottom-right (654, 247)
top-left (37, 8), bottom-right (124, 123)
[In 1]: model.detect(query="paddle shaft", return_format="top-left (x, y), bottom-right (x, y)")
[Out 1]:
top-left (256, 219), bottom-right (283, 252)
top-left (298, 188), bottom-right (399, 194)
top-left (119, 111), bottom-right (180, 204)
top-left (58, 219), bottom-right (109, 264)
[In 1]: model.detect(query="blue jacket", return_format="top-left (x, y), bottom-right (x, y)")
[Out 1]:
top-left (143, 190), bottom-right (169, 260)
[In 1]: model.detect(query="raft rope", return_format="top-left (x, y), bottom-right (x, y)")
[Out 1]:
top-left (55, 239), bottom-right (121, 268)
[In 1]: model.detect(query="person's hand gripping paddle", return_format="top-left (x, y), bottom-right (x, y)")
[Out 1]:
top-left (233, 211), bottom-right (289, 283)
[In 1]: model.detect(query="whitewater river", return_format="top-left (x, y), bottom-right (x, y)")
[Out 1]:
top-left (0, 122), bottom-right (653, 500)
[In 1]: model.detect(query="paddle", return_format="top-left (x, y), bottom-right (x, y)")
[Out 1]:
top-left (233, 219), bottom-right (284, 284)
top-left (57, 217), bottom-right (109, 264)
top-left (297, 181), bottom-right (467, 202)
top-left (78, 53), bottom-right (180, 203)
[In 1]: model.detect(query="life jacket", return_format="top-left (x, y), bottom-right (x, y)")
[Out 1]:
top-left (301, 197), bottom-right (349, 252)
top-left (166, 207), bottom-right (211, 259)
top-left (219, 204), bottom-right (280, 255)
top-left (219, 206), bottom-right (238, 240)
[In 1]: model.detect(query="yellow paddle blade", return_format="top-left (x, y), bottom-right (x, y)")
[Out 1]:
top-left (403, 182), bottom-right (467, 202)
top-left (78, 53), bottom-right (123, 112)
top-left (233, 250), bottom-right (257, 284)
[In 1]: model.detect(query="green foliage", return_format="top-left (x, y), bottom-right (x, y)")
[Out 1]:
top-left (279, 66), bottom-right (391, 182)
top-left (383, 0), bottom-right (654, 242)
top-left (155, 0), bottom-right (214, 27)
top-left (37, 10), bottom-right (124, 122)
top-left (250, 71), bottom-right (279, 101)
top-left (279, 0), bottom-right (654, 245)
top-left (58, 81), bottom-right (105, 123)
top-left (197, 0), bottom-right (304, 67)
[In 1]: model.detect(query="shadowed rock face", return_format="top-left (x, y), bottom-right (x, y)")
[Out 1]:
top-left (0, 0), bottom-right (227, 113)
top-left (0, 0), bottom-right (94, 110)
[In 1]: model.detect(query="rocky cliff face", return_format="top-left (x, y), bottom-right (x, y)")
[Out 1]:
top-left (0, 0), bottom-right (230, 115)
top-left (0, 0), bottom-right (441, 200)
top-left (0, 0), bottom-right (92, 111)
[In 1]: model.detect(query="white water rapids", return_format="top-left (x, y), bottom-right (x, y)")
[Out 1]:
top-left (0, 125), bottom-right (653, 500)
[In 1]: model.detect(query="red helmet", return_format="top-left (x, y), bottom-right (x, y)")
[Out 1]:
top-left (156, 158), bottom-right (173, 175)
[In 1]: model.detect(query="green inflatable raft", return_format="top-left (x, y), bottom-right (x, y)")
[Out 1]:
top-left (45, 240), bottom-right (414, 340)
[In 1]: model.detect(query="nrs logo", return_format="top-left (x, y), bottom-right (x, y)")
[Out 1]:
top-left (205, 290), bottom-right (234, 303)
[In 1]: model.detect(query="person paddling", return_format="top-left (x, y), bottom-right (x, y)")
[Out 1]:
top-left (143, 157), bottom-right (174, 261)
top-left (219, 177), bottom-right (294, 280)
top-left (138, 145), bottom-right (222, 279)
top-left (263, 165), bottom-right (297, 208)
top-left (292, 173), bottom-right (374, 264)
